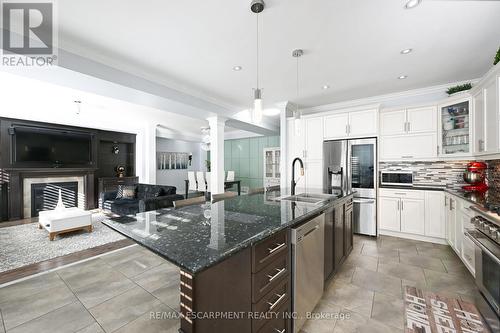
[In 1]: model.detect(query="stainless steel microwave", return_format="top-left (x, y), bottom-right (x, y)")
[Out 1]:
top-left (380, 171), bottom-right (414, 186)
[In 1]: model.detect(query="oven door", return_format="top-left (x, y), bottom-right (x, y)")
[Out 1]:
top-left (466, 230), bottom-right (500, 330)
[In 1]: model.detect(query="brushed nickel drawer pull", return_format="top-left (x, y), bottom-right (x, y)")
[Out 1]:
top-left (267, 267), bottom-right (286, 282)
top-left (275, 329), bottom-right (285, 333)
top-left (267, 293), bottom-right (286, 311)
top-left (268, 242), bottom-right (286, 255)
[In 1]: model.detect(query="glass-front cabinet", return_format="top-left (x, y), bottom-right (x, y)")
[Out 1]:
top-left (439, 97), bottom-right (472, 156)
top-left (263, 147), bottom-right (280, 188)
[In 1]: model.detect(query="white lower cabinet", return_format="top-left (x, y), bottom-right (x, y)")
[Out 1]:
top-left (400, 198), bottom-right (425, 235)
top-left (444, 193), bottom-right (475, 277)
top-left (446, 195), bottom-right (457, 248)
top-left (378, 189), bottom-right (439, 239)
top-left (379, 197), bottom-right (401, 231)
top-left (424, 191), bottom-right (446, 238)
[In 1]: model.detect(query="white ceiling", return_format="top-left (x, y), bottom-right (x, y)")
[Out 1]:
top-left (53, 0), bottom-right (500, 109)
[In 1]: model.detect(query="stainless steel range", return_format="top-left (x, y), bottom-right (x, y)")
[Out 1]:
top-left (466, 205), bottom-right (500, 332)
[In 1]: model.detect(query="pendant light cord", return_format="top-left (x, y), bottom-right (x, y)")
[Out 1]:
top-left (256, 14), bottom-right (259, 90)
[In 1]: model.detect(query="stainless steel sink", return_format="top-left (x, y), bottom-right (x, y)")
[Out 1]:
top-left (279, 193), bottom-right (338, 204)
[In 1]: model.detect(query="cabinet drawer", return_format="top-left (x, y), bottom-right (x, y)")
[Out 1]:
top-left (252, 278), bottom-right (290, 333)
top-left (379, 188), bottom-right (425, 199)
top-left (253, 230), bottom-right (289, 273)
top-left (252, 254), bottom-right (289, 303)
top-left (255, 302), bottom-right (291, 333)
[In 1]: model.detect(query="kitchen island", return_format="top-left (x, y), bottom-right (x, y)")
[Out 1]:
top-left (103, 189), bottom-right (354, 333)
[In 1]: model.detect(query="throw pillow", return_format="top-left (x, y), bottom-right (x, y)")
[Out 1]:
top-left (116, 185), bottom-right (137, 199)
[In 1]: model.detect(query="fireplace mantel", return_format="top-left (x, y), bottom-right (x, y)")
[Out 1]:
top-left (6, 169), bottom-right (95, 221)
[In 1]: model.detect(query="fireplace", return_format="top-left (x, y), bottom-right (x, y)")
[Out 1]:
top-left (31, 182), bottom-right (78, 217)
top-left (23, 176), bottom-right (86, 218)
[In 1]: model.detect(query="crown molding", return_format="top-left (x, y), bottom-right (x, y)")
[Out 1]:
top-left (301, 78), bottom-right (481, 115)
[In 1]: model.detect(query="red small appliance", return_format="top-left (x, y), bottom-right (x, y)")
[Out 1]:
top-left (462, 161), bottom-right (488, 192)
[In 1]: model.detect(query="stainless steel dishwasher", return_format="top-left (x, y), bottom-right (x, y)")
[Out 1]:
top-left (292, 213), bottom-right (325, 333)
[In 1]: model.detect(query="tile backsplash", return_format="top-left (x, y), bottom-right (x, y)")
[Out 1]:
top-left (486, 159), bottom-right (500, 190)
top-left (379, 161), bottom-right (470, 189)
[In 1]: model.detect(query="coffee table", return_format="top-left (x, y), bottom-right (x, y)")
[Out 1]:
top-left (38, 207), bottom-right (93, 241)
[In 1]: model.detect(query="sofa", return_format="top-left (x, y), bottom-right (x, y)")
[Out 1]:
top-left (100, 183), bottom-right (184, 215)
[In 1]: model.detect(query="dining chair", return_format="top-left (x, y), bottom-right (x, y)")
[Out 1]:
top-left (226, 171), bottom-right (235, 182)
top-left (188, 171), bottom-right (198, 191)
top-left (266, 185), bottom-right (280, 192)
top-left (196, 171), bottom-right (206, 191)
top-left (248, 187), bottom-right (265, 195)
top-left (212, 192), bottom-right (237, 203)
top-left (205, 172), bottom-right (211, 192)
top-left (173, 196), bottom-right (206, 208)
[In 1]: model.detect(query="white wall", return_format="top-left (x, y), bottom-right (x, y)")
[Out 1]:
top-left (156, 137), bottom-right (206, 194)
top-left (0, 72), bottom-right (209, 184)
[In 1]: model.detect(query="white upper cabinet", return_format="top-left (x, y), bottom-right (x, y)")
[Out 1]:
top-left (380, 133), bottom-right (437, 160)
top-left (473, 89), bottom-right (486, 153)
top-left (380, 106), bottom-right (437, 136)
top-left (438, 96), bottom-right (472, 156)
top-left (305, 160), bottom-right (323, 189)
top-left (324, 109), bottom-right (378, 139)
top-left (348, 109), bottom-right (378, 137)
top-left (484, 80), bottom-right (499, 153)
top-left (287, 118), bottom-right (305, 160)
top-left (304, 117), bottom-right (323, 160)
top-left (380, 110), bottom-right (406, 136)
top-left (406, 106), bottom-right (437, 133)
top-left (324, 113), bottom-right (349, 139)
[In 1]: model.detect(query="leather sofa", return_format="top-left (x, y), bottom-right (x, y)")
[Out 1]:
top-left (100, 183), bottom-right (184, 215)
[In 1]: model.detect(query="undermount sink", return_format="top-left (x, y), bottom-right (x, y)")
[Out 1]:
top-left (279, 193), bottom-right (338, 204)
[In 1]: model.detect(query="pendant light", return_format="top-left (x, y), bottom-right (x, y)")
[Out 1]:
top-left (251, 0), bottom-right (264, 123)
top-left (292, 49), bottom-right (303, 136)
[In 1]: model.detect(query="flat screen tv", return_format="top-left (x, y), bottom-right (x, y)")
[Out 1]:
top-left (12, 125), bottom-right (92, 166)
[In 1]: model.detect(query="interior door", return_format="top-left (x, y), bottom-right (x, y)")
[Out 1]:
top-left (349, 138), bottom-right (376, 198)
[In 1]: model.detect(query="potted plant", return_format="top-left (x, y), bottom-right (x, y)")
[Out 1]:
top-left (494, 47), bottom-right (500, 66)
top-left (446, 83), bottom-right (472, 96)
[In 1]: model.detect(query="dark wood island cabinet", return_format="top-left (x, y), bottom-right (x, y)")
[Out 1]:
top-left (103, 190), bottom-right (354, 333)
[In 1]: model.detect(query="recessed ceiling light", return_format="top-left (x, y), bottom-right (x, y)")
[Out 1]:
top-left (398, 75), bottom-right (408, 80)
top-left (404, 0), bottom-right (421, 9)
top-left (232, 66), bottom-right (242, 71)
top-left (400, 48), bottom-right (412, 54)
top-left (322, 85), bottom-right (330, 90)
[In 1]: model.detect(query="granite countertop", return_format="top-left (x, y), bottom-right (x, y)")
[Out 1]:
top-left (102, 189), bottom-right (354, 274)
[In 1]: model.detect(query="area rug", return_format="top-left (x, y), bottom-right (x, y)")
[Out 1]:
top-left (0, 213), bottom-right (125, 273)
top-left (404, 286), bottom-right (491, 333)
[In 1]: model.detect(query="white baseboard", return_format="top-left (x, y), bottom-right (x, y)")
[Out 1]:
top-left (378, 229), bottom-right (448, 245)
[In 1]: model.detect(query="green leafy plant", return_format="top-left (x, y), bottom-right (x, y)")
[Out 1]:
top-left (205, 159), bottom-right (211, 172)
top-left (494, 47), bottom-right (500, 65)
top-left (446, 83), bottom-right (472, 96)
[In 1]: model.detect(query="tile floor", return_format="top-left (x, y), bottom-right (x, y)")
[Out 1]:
top-left (0, 235), bottom-right (478, 333)
top-left (300, 235), bottom-right (479, 333)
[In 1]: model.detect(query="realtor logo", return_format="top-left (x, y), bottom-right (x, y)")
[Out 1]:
top-left (1, 0), bottom-right (57, 66)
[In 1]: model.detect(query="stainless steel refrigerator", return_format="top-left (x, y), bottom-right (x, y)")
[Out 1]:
top-left (323, 138), bottom-right (377, 236)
